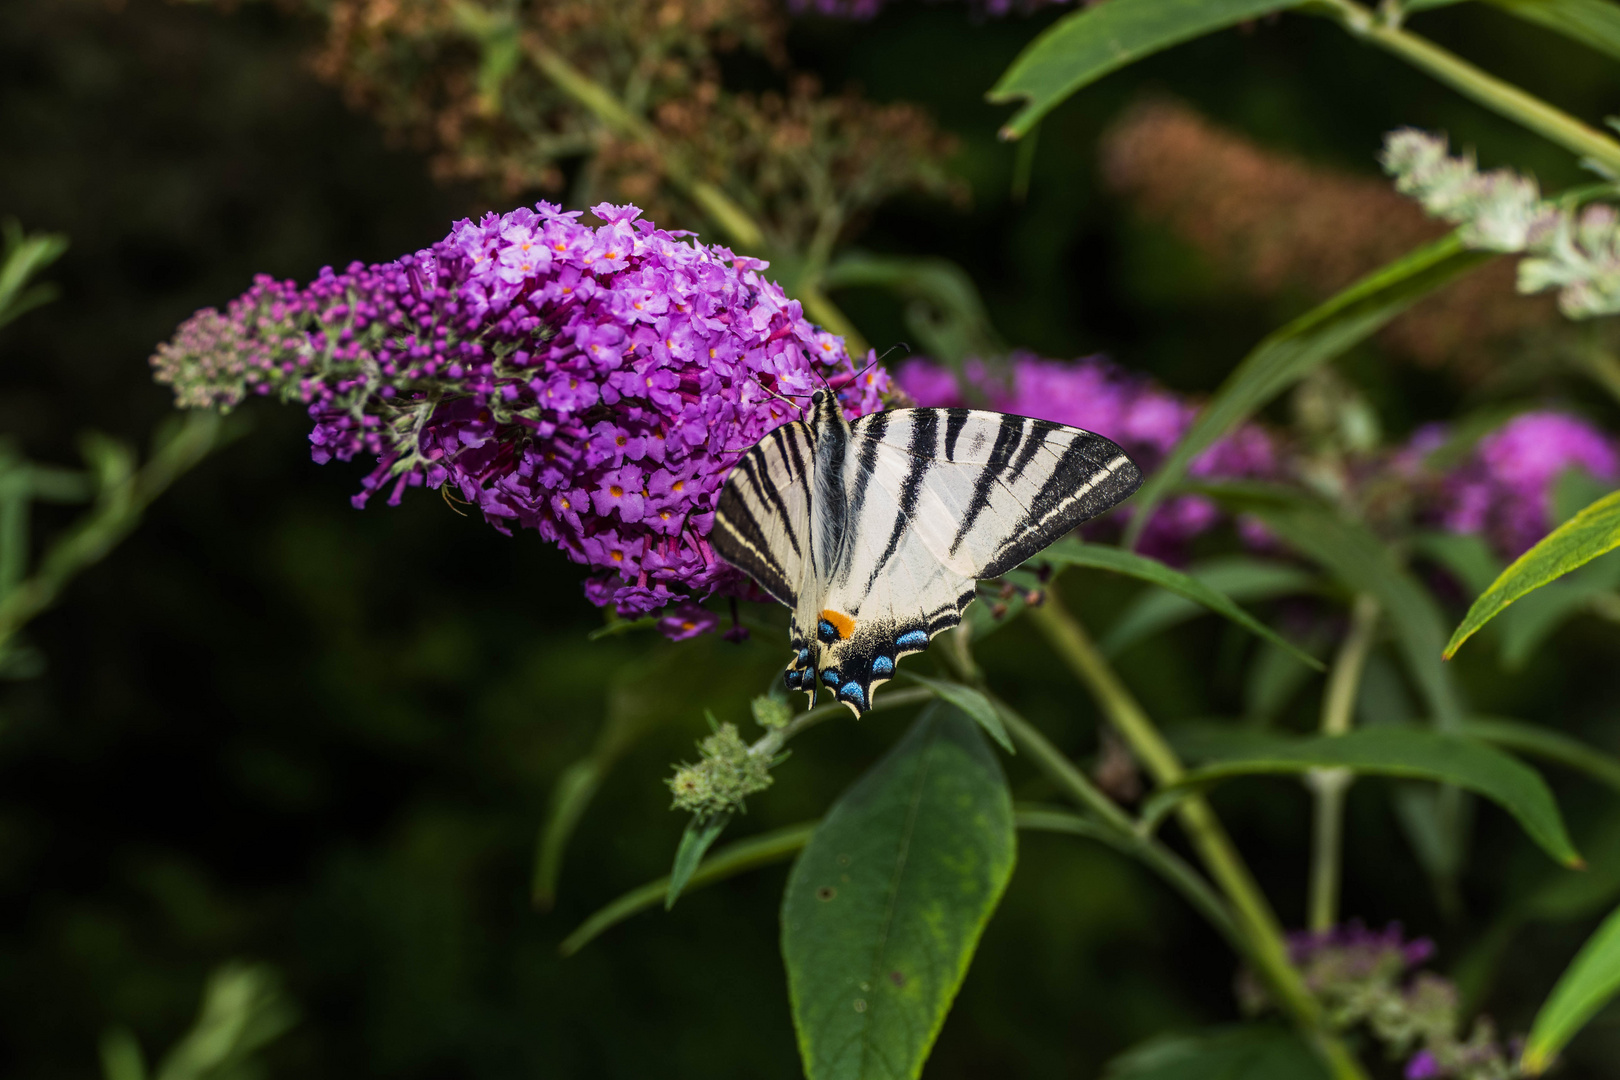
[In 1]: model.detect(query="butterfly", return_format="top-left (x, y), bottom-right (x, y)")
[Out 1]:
top-left (710, 387), bottom-right (1143, 716)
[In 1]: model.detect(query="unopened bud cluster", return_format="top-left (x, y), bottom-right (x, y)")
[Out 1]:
top-left (666, 723), bottom-right (773, 816)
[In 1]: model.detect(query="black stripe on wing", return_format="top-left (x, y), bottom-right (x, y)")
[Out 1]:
top-left (978, 435), bottom-right (1141, 579)
top-left (712, 421), bottom-right (814, 608)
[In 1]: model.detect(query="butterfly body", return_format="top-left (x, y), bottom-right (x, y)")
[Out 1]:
top-left (713, 389), bottom-right (1141, 716)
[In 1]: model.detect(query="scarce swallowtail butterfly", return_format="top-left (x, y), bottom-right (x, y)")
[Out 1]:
top-left (711, 388), bottom-right (1143, 716)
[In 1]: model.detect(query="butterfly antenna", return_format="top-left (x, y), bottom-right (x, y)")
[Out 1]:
top-left (440, 481), bottom-right (471, 517)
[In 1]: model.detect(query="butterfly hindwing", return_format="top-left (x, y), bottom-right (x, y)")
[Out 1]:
top-left (711, 421), bottom-right (814, 610)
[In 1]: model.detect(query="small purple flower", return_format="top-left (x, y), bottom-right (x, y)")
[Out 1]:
top-left (659, 603), bottom-right (721, 640)
top-left (152, 202), bottom-right (889, 636)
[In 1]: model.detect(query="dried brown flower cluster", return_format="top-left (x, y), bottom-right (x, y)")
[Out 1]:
top-left (1101, 99), bottom-right (1559, 375)
top-left (276, 0), bottom-right (956, 253)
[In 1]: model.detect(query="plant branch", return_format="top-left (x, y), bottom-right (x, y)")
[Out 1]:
top-left (1308, 593), bottom-right (1382, 933)
top-left (0, 412), bottom-right (223, 652)
top-left (1027, 594), bottom-right (1369, 1080)
top-left (1314, 0), bottom-right (1620, 174)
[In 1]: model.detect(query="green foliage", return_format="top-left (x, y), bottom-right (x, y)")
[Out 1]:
top-left (1144, 727), bottom-right (1581, 867)
top-left (986, 0), bottom-right (1300, 139)
top-left (782, 705), bottom-right (1015, 1080)
top-left (1522, 902), bottom-right (1620, 1074)
top-left (1483, 0), bottom-right (1620, 64)
top-left (1102, 1026), bottom-right (1327, 1080)
top-left (1038, 539), bottom-right (1324, 669)
top-left (1126, 235), bottom-right (1491, 548)
top-left (902, 672), bottom-right (1015, 753)
top-left (1447, 488), bottom-right (1620, 658)
top-left (100, 963), bottom-right (296, 1080)
top-left (666, 812), bottom-right (733, 909)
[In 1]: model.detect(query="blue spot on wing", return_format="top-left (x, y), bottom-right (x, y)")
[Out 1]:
top-left (785, 669), bottom-right (803, 689)
top-left (838, 682), bottom-right (866, 708)
top-left (797, 647), bottom-right (810, 664)
top-left (817, 620), bottom-right (837, 643)
top-left (822, 669), bottom-right (840, 686)
top-left (895, 630), bottom-right (929, 651)
top-left (871, 655), bottom-right (894, 678)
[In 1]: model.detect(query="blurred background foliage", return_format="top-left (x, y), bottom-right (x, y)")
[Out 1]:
top-left (3, 0), bottom-right (1620, 1076)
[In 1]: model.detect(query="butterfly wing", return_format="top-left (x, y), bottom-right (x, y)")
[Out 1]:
top-left (711, 420), bottom-right (815, 611)
top-left (812, 408), bottom-right (1141, 715)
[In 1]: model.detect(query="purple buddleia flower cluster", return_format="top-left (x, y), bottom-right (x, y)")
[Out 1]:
top-left (1242, 922), bottom-right (1518, 1080)
top-left (894, 353), bottom-right (1279, 558)
top-left (1402, 411), bottom-right (1618, 557)
top-left (152, 202), bottom-right (888, 631)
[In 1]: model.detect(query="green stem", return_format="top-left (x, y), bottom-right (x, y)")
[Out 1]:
top-left (1307, 594), bottom-right (1381, 933)
top-left (1027, 596), bottom-right (1369, 1080)
top-left (1315, 0), bottom-right (1620, 173)
top-left (0, 412), bottom-right (222, 652)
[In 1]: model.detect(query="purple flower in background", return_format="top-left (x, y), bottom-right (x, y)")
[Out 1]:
top-left (1408, 411), bottom-right (1618, 557)
top-left (1405, 1051), bottom-right (1442, 1080)
top-left (152, 202), bottom-right (888, 634)
top-left (895, 353), bottom-right (1279, 558)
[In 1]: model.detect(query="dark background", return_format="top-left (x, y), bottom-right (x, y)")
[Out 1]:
top-left (2, 0), bottom-right (1619, 1076)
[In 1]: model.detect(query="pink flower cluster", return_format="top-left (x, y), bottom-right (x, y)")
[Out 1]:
top-left (152, 202), bottom-right (888, 631)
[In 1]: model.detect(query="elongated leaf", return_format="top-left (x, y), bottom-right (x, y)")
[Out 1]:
top-left (1142, 727), bottom-right (1580, 867)
top-left (1522, 901), bottom-right (1620, 1074)
top-left (666, 812), bottom-right (732, 909)
top-left (783, 705), bottom-right (1015, 1080)
top-left (1230, 500), bottom-right (1464, 728)
top-left (1104, 1025), bottom-right (1326, 1080)
top-left (1447, 489), bottom-right (1620, 659)
top-left (904, 672), bottom-right (1014, 753)
top-left (1461, 717), bottom-right (1620, 795)
top-left (1102, 556), bottom-right (1318, 656)
top-left (986, 0), bottom-right (1299, 139)
top-left (559, 822), bottom-right (817, 956)
top-left (1126, 235), bottom-right (1491, 548)
top-left (1487, 0), bottom-right (1620, 63)
top-left (1038, 539), bottom-right (1324, 670)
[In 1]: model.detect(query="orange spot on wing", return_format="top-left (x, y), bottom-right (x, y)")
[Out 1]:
top-left (819, 609), bottom-right (856, 640)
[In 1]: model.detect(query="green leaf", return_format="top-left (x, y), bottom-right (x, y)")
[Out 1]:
top-left (986, 0), bottom-right (1300, 139)
top-left (1485, 0), bottom-right (1620, 64)
top-left (1125, 235), bottom-right (1491, 547)
top-left (1101, 556), bottom-right (1318, 656)
top-left (152, 962), bottom-right (296, 1080)
top-left (783, 704), bottom-right (1016, 1080)
top-left (559, 822), bottom-right (818, 956)
top-left (666, 812), bottom-right (732, 909)
top-left (1103, 1025), bottom-right (1328, 1080)
top-left (1461, 717), bottom-right (1620, 795)
top-left (903, 672), bottom-right (1015, 753)
top-left (1141, 727), bottom-right (1582, 867)
top-left (1447, 489), bottom-right (1620, 658)
top-left (1229, 500), bottom-right (1464, 727)
top-left (1036, 539), bottom-right (1324, 671)
top-left (1522, 901), bottom-right (1620, 1074)
top-left (0, 220), bottom-right (69, 332)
